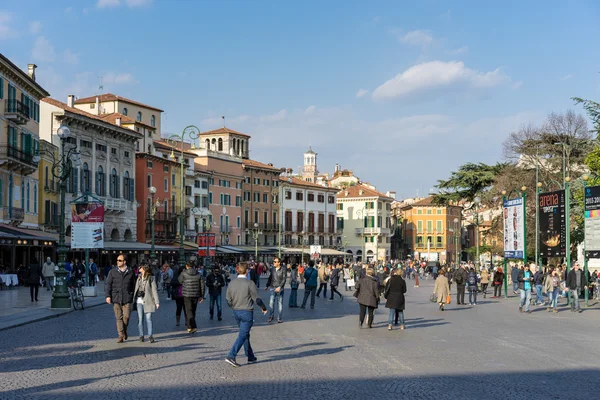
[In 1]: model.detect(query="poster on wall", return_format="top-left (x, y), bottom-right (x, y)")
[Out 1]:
top-left (503, 197), bottom-right (524, 259)
top-left (310, 245), bottom-right (322, 260)
top-left (584, 185), bottom-right (600, 258)
top-left (71, 202), bottom-right (105, 249)
top-left (197, 233), bottom-right (216, 257)
top-left (539, 190), bottom-right (566, 257)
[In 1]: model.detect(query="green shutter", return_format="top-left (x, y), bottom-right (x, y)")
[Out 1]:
top-left (0, 77), bottom-right (3, 99)
top-left (363, 216), bottom-right (367, 228)
top-left (0, 178), bottom-right (2, 207)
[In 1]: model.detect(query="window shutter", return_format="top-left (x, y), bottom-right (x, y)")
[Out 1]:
top-left (123, 177), bottom-right (127, 200)
top-left (116, 175), bottom-right (120, 198)
top-left (0, 77), bottom-right (3, 99)
top-left (363, 217), bottom-right (367, 228)
top-left (72, 169), bottom-right (78, 194)
top-left (95, 172), bottom-right (100, 195)
top-left (109, 176), bottom-right (114, 197)
top-left (129, 178), bottom-right (134, 202)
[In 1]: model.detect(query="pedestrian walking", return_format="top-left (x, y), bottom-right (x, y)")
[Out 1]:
top-left (178, 262), bottom-right (204, 333)
top-left (329, 265), bottom-right (344, 301)
top-left (206, 266), bottom-right (226, 321)
top-left (518, 264), bottom-right (534, 313)
top-left (533, 264), bottom-right (545, 305)
top-left (355, 268), bottom-right (379, 328)
top-left (27, 263), bottom-right (42, 302)
top-left (480, 268), bottom-right (489, 298)
top-left (225, 262), bottom-right (268, 368)
top-left (88, 258), bottom-right (98, 287)
top-left (343, 265), bottom-right (351, 291)
top-left (105, 254), bottom-right (135, 343)
top-left (384, 268), bottom-right (407, 330)
top-left (566, 262), bottom-right (588, 313)
top-left (467, 267), bottom-right (479, 305)
top-left (544, 267), bottom-right (562, 313)
top-left (315, 262), bottom-right (329, 298)
top-left (162, 263), bottom-right (173, 300)
top-left (512, 264), bottom-right (521, 295)
top-left (433, 269), bottom-right (450, 311)
top-left (171, 264), bottom-right (186, 326)
top-left (288, 264), bottom-right (299, 308)
top-left (300, 260), bottom-right (318, 309)
top-left (492, 267), bottom-right (504, 298)
top-left (133, 264), bottom-right (160, 343)
top-left (454, 264), bottom-right (467, 305)
top-left (265, 257), bottom-right (286, 322)
top-left (42, 257), bottom-right (56, 291)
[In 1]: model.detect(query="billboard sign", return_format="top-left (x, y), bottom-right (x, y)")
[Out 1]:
top-left (71, 202), bottom-right (105, 249)
top-left (584, 185), bottom-right (600, 258)
top-left (310, 245), bottom-right (322, 260)
top-left (197, 233), bottom-right (216, 257)
top-left (503, 197), bottom-right (524, 259)
top-left (539, 190), bottom-right (566, 257)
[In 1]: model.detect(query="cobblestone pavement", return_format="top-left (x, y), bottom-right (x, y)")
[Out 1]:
top-left (0, 278), bottom-right (599, 400)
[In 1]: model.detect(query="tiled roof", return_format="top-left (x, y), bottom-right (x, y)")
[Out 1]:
top-left (153, 140), bottom-right (198, 158)
top-left (201, 126), bottom-right (250, 138)
top-left (284, 176), bottom-right (335, 190)
top-left (0, 54), bottom-right (50, 97)
top-left (410, 196), bottom-right (462, 207)
top-left (99, 112), bottom-right (155, 129)
top-left (242, 159), bottom-right (282, 172)
top-left (73, 93), bottom-right (164, 112)
top-left (41, 97), bottom-right (142, 137)
top-left (337, 184), bottom-right (394, 201)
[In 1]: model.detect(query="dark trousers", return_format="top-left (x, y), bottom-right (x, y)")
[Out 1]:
top-left (456, 285), bottom-right (466, 304)
top-left (30, 284), bottom-right (39, 301)
top-left (175, 297), bottom-right (186, 318)
top-left (113, 303), bottom-right (131, 337)
top-left (359, 304), bottom-right (375, 326)
top-left (330, 284), bottom-right (343, 300)
top-left (481, 283), bottom-right (488, 297)
top-left (89, 274), bottom-right (96, 286)
top-left (183, 297), bottom-right (198, 329)
top-left (301, 286), bottom-right (317, 308)
top-left (494, 283), bottom-right (502, 297)
top-left (316, 282), bottom-right (328, 297)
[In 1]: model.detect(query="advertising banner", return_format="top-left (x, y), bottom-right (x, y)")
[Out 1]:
top-left (503, 197), bottom-right (524, 259)
top-left (539, 190), bottom-right (566, 257)
top-left (197, 233), bottom-right (216, 257)
top-left (310, 245), bottom-right (322, 260)
top-left (584, 185), bottom-right (600, 258)
top-left (71, 202), bottom-right (105, 249)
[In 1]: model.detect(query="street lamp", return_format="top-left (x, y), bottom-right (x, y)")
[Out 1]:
top-left (38, 124), bottom-right (82, 309)
top-left (473, 196), bottom-right (481, 267)
top-left (272, 180), bottom-right (291, 259)
top-left (453, 217), bottom-right (460, 266)
top-left (246, 222), bottom-right (262, 264)
top-left (149, 186), bottom-right (161, 263)
top-left (167, 126), bottom-right (202, 270)
top-left (356, 208), bottom-right (367, 263)
top-left (300, 230), bottom-right (307, 264)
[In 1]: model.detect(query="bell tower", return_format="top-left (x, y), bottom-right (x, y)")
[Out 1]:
top-left (302, 147), bottom-right (318, 183)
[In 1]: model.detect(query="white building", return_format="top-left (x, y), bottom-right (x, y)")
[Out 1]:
top-left (336, 183), bottom-right (394, 262)
top-left (40, 96), bottom-right (140, 244)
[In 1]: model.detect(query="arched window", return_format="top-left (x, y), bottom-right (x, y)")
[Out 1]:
top-left (33, 184), bottom-right (37, 214)
top-left (110, 168), bottom-right (120, 198)
top-left (26, 182), bottom-right (30, 212)
top-left (122, 107), bottom-right (128, 116)
top-left (123, 171), bottom-right (131, 201)
top-left (96, 165), bottom-right (105, 196)
top-left (205, 139), bottom-right (210, 149)
top-left (211, 138), bottom-right (216, 151)
top-left (136, 111), bottom-right (142, 122)
top-left (81, 162), bottom-right (91, 193)
top-left (150, 115), bottom-right (155, 127)
top-left (218, 138), bottom-right (223, 151)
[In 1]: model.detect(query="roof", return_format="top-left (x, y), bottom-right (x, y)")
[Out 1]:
top-left (73, 93), bottom-right (164, 112)
top-left (337, 184), bottom-right (394, 201)
top-left (200, 126), bottom-right (250, 138)
top-left (153, 140), bottom-right (198, 158)
top-left (407, 196), bottom-right (462, 208)
top-left (41, 98), bottom-right (142, 137)
top-left (305, 146), bottom-right (316, 155)
top-left (0, 54), bottom-right (50, 97)
top-left (242, 159), bottom-right (282, 172)
top-left (285, 176), bottom-right (336, 191)
top-left (99, 112), bottom-right (155, 129)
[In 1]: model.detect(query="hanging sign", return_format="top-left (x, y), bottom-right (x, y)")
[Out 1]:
top-left (71, 202), bottom-right (105, 249)
top-left (539, 190), bottom-right (566, 257)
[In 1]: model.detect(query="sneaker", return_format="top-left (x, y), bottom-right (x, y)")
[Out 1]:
top-left (116, 337), bottom-right (124, 343)
top-left (474, 303), bottom-right (477, 305)
top-left (149, 336), bottom-right (155, 343)
top-left (310, 306), bottom-right (314, 309)
top-left (190, 328), bottom-right (197, 334)
top-left (225, 357), bottom-right (241, 368)
top-left (248, 357), bottom-right (258, 364)
top-left (526, 310), bottom-right (532, 314)
top-left (400, 324), bottom-right (405, 330)
top-left (277, 319), bottom-right (282, 323)
top-left (300, 306), bottom-right (305, 309)
top-left (388, 324), bottom-right (392, 330)
top-left (578, 309), bottom-right (583, 313)
top-left (268, 316), bottom-right (274, 323)
top-left (519, 306), bottom-right (523, 313)
top-left (218, 317), bottom-right (222, 321)
top-left (139, 336), bottom-right (145, 342)
top-left (553, 309), bottom-right (558, 313)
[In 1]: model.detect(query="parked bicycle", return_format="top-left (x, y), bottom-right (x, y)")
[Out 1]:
top-left (69, 279), bottom-right (85, 310)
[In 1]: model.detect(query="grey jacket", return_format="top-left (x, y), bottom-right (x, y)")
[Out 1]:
top-left (226, 276), bottom-right (267, 311)
top-left (133, 276), bottom-right (160, 313)
top-left (267, 266), bottom-right (287, 290)
top-left (42, 261), bottom-right (56, 278)
top-left (178, 268), bottom-right (203, 298)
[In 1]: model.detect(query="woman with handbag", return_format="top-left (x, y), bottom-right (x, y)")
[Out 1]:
top-left (433, 268), bottom-right (450, 311)
top-left (492, 267), bottom-right (504, 298)
top-left (133, 264), bottom-right (160, 343)
top-left (289, 264), bottom-right (299, 308)
top-left (385, 268), bottom-right (407, 330)
top-left (355, 268), bottom-right (379, 328)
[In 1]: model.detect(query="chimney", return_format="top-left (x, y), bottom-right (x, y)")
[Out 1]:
top-left (67, 94), bottom-right (75, 108)
top-left (335, 163), bottom-right (339, 172)
top-left (95, 96), bottom-right (100, 115)
top-left (115, 117), bottom-right (121, 127)
top-left (27, 64), bottom-right (37, 81)
top-left (359, 190), bottom-right (363, 196)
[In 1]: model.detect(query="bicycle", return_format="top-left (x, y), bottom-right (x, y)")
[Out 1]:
top-left (69, 279), bottom-right (85, 310)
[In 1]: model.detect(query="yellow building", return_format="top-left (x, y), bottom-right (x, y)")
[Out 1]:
top-left (37, 139), bottom-right (59, 232)
top-left (0, 54), bottom-right (50, 271)
top-left (401, 197), bottom-right (463, 265)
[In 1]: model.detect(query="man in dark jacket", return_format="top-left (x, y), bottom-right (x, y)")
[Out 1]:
top-left (566, 262), bottom-right (588, 313)
top-left (105, 254), bottom-right (135, 343)
top-left (300, 260), bottom-right (318, 309)
top-left (453, 265), bottom-right (467, 305)
top-left (533, 265), bottom-right (545, 306)
top-left (178, 263), bottom-right (204, 333)
top-left (329, 265), bottom-right (344, 301)
top-left (206, 266), bottom-right (226, 321)
top-left (265, 258), bottom-right (287, 323)
top-left (511, 265), bottom-right (521, 295)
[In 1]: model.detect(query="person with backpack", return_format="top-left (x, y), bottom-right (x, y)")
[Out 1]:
top-left (453, 264), bottom-right (467, 305)
top-left (300, 260), bottom-right (318, 309)
top-left (88, 258), bottom-right (98, 287)
top-left (467, 267), bottom-right (480, 305)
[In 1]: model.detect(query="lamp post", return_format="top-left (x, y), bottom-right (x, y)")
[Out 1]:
top-left (246, 222), bottom-right (262, 263)
top-left (473, 196), bottom-right (481, 267)
top-left (34, 124), bottom-right (82, 309)
top-left (272, 180), bottom-right (291, 259)
top-left (167, 126), bottom-right (202, 270)
top-left (453, 217), bottom-right (460, 266)
top-left (300, 230), bottom-right (307, 264)
top-left (149, 186), bottom-right (160, 263)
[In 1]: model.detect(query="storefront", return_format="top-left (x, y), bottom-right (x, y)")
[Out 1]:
top-left (0, 224), bottom-right (56, 277)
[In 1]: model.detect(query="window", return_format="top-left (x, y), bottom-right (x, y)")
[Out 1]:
top-left (263, 193), bottom-right (268, 203)
top-left (237, 216), bottom-right (241, 228)
top-left (427, 220), bottom-right (432, 233)
top-left (123, 171), bottom-right (134, 200)
top-left (96, 166), bottom-right (105, 196)
top-left (437, 209), bottom-right (442, 215)
top-left (151, 115), bottom-right (155, 127)
top-left (254, 178), bottom-right (260, 185)
top-left (285, 191), bottom-right (292, 200)
top-left (244, 191), bottom-right (251, 201)
top-left (236, 182), bottom-right (242, 189)
top-left (202, 181), bottom-right (208, 189)
top-left (110, 168), bottom-right (120, 198)
top-left (263, 179), bottom-right (269, 186)
top-left (236, 196), bottom-right (241, 207)
top-left (164, 178), bottom-right (168, 192)
top-left (244, 177), bottom-right (251, 184)
top-left (317, 194), bottom-right (324, 203)
top-left (33, 184), bottom-right (37, 213)
top-left (136, 111), bottom-right (142, 122)
top-left (80, 140), bottom-right (92, 149)
top-left (427, 208), bottom-right (432, 215)
top-left (96, 144), bottom-right (107, 152)
top-left (337, 203), bottom-right (343, 210)
top-left (417, 221), bottom-right (423, 234)
top-left (81, 163), bottom-right (91, 193)
top-left (124, 151), bottom-right (130, 158)
top-left (296, 192), bottom-right (303, 201)
top-left (328, 196), bottom-right (335, 204)
top-left (26, 182), bottom-right (30, 212)
top-left (111, 148), bottom-right (117, 155)
top-left (194, 180), bottom-right (201, 188)
top-left (307, 193), bottom-right (315, 202)
top-left (164, 165), bottom-right (169, 173)
top-left (147, 160), bottom-right (153, 168)
top-left (263, 211), bottom-right (268, 224)
top-left (417, 209), bottom-right (422, 215)
top-left (147, 174), bottom-right (152, 188)
top-left (437, 236), bottom-right (443, 246)
top-left (172, 173), bottom-right (175, 186)
top-left (209, 192), bottom-right (213, 204)
top-left (436, 220), bottom-right (443, 233)
top-left (254, 192), bottom-right (260, 202)
top-left (218, 138), bottom-right (223, 151)
top-left (122, 107), bottom-right (128, 116)
top-left (416, 236), bottom-right (423, 245)
top-left (254, 210), bottom-right (259, 223)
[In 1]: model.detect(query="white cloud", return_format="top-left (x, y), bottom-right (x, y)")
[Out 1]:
top-left (355, 89), bottom-right (369, 98)
top-left (29, 21), bottom-right (42, 35)
top-left (0, 11), bottom-right (18, 40)
top-left (97, 0), bottom-right (152, 7)
top-left (97, 0), bottom-right (121, 7)
top-left (63, 49), bottom-right (79, 65)
top-left (371, 60), bottom-right (510, 101)
top-left (103, 72), bottom-right (137, 85)
top-left (512, 81), bottom-right (523, 90)
top-left (446, 46), bottom-right (468, 55)
top-left (398, 30), bottom-right (433, 46)
top-left (125, 0), bottom-right (152, 7)
top-left (31, 36), bottom-right (55, 62)
top-left (561, 74), bottom-right (573, 81)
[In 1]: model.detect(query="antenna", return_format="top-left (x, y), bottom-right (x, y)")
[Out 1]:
top-left (97, 75), bottom-right (104, 94)
top-left (221, 116), bottom-right (225, 127)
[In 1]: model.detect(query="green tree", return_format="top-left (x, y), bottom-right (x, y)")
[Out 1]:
top-left (432, 162), bottom-right (508, 205)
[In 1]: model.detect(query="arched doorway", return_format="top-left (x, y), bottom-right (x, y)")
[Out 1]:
top-left (124, 229), bottom-right (133, 242)
top-left (111, 228), bottom-right (120, 241)
top-left (356, 250), bottom-right (362, 262)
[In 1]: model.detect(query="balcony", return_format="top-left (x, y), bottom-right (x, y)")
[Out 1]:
top-left (355, 227), bottom-right (391, 235)
top-left (104, 198), bottom-right (131, 214)
top-left (184, 229), bottom-right (197, 241)
top-left (220, 225), bottom-right (232, 233)
top-left (3, 207), bottom-right (24, 226)
top-left (4, 99), bottom-right (30, 124)
top-left (43, 213), bottom-right (59, 228)
top-left (146, 211), bottom-right (177, 222)
top-left (243, 222), bottom-right (280, 231)
top-left (145, 231), bottom-right (177, 241)
top-left (44, 180), bottom-right (58, 193)
top-left (0, 146), bottom-right (37, 175)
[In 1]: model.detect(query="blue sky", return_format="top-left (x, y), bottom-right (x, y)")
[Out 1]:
top-left (1, 0), bottom-right (599, 198)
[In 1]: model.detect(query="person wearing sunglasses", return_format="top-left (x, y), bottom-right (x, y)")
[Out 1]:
top-left (105, 254), bottom-right (135, 343)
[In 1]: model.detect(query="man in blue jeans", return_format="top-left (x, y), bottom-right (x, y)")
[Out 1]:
top-left (265, 258), bottom-right (286, 323)
top-left (532, 264), bottom-right (545, 305)
top-left (206, 266), bottom-right (226, 321)
top-left (518, 264), bottom-right (533, 313)
top-left (300, 260), bottom-right (319, 309)
top-left (225, 262), bottom-right (267, 368)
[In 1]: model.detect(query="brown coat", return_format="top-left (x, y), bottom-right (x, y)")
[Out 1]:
top-left (480, 270), bottom-right (489, 284)
top-left (433, 275), bottom-right (450, 304)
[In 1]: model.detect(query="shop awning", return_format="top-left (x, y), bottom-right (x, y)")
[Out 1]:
top-left (0, 224), bottom-right (57, 242)
top-left (234, 245), bottom-right (280, 254)
top-left (216, 246), bottom-right (244, 254)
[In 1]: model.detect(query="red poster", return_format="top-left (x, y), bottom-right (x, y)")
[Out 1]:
top-left (72, 202), bottom-right (105, 223)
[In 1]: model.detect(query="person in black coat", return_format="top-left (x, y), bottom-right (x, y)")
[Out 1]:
top-left (105, 254), bottom-right (135, 343)
top-left (27, 263), bottom-right (42, 302)
top-left (355, 268), bottom-right (379, 328)
top-left (385, 269), bottom-right (407, 330)
top-left (566, 262), bottom-right (588, 313)
top-left (178, 263), bottom-right (204, 333)
top-left (206, 266), bottom-right (226, 321)
top-left (329, 265), bottom-right (344, 301)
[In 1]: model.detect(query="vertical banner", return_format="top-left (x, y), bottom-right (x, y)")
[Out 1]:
top-left (71, 202), bottom-right (105, 249)
top-left (503, 197), bottom-right (524, 258)
top-left (584, 185), bottom-right (600, 258)
top-left (197, 233), bottom-right (216, 257)
top-left (539, 190), bottom-right (566, 257)
top-left (310, 245), bottom-right (322, 260)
